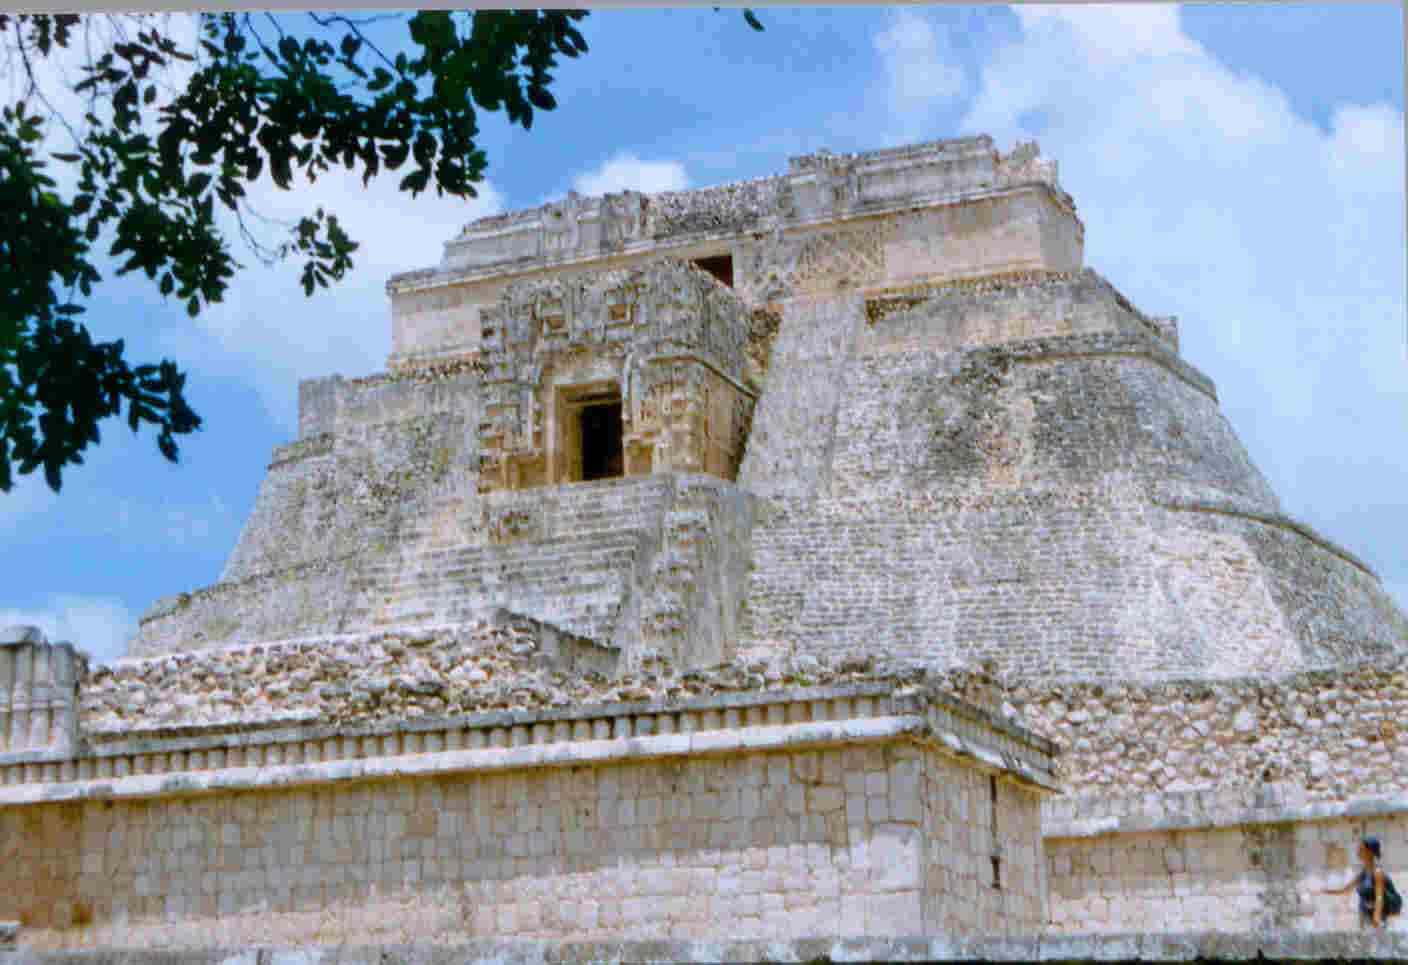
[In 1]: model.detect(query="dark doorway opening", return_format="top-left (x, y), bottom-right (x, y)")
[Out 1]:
top-left (691, 254), bottom-right (734, 288)
top-left (580, 401), bottom-right (624, 481)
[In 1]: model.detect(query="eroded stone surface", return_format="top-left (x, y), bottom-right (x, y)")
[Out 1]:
top-left (83, 619), bottom-right (1006, 737)
top-left (1010, 661), bottom-right (1408, 804)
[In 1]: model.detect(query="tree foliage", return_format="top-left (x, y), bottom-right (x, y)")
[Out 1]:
top-left (0, 10), bottom-right (762, 493)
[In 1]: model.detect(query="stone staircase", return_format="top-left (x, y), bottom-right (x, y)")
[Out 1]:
top-left (327, 474), bottom-right (752, 668)
top-left (341, 529), bottom-right (646, 642)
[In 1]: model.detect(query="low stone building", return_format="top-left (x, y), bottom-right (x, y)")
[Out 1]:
top-left (2, 135), bottom-right (1406, 958)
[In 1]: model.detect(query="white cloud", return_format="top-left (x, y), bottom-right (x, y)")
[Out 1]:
top-left (1013, 5), bottom-right (1196, 65)
top-left (157, 168), bottom-right (505, 433)
top-left (571, 155), bottom-right (690, 196)
top-left (874, 9), bottom-right (965, 137)
top-left (0, 595), bottom-right (137, 665)
top-left (14, 14), bottom-right (201, 195)
top-left (875, 5), bottom-right (1408, 614)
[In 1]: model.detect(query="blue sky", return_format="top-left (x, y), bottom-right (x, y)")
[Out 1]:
top-left (3, 4), bottom-right (1405, 663)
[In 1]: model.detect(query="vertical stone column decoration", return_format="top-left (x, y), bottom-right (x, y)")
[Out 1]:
top-left (0, 625), bottom-right (87, 754)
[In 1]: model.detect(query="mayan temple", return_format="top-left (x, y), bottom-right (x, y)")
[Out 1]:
top-left (2, 135), bottom-right (1406, 961)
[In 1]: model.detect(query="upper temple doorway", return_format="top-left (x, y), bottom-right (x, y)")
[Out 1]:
top-left (580, 400), bottom-right (624, 481)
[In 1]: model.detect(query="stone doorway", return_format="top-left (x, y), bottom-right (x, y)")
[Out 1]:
top-left (555, 383), bottom-right (625, 483)
top-left (580, 399), bottom-right (624, 481)
top-left (691, 253), bottom-right (734, 288)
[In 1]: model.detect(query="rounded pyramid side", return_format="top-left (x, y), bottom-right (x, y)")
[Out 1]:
top-left (737, 270), bottom-right (1408, 680)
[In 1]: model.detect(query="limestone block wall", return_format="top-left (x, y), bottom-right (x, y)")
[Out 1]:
top-left (133, 365), bottom-right (486, 655)
top-left (637, 475), bottom-right (755, 667)
top-left (830, 336), bottom-right (1269, 506)
top-left (132, 560), bottom-right (357, 657)
top-left (1045, 806), bottom-right (1408, 935)
top-left (736, 294), bottom-right (865, 501)
top-left (740, 272), bottom-right (1257, 510)
top-left (133, 280), bottom-right (757, 662)
top-left (0, 687), bottom-right (1055, 951)
top-left (874, 191), bottom-right (1082, 293)
top-left (816, 272), bottom-right (1275, 509)
top-left (389, 279), bottom-right (505, 364)
top-left (1008, 662), bottom-right (1408, 935)
top-left (742, 489), bottom-right (1403, 680)
top-left (340, 477), bottom-right (678, 648)
top-left (858, 269), bottom-right (1177, 357)
top-left (919, 748), bottom-right (1046, 934)
top-left (221, 368), bottom-right (485, 586)
top-left (737, 269), bottom-right (1406, 679)
top-left (135, 470), bottom-right (752, 663)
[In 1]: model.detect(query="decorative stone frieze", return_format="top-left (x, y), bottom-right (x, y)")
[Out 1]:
top-left (0, 626), bottom-right (86, 756)
top-left (399, 136), bottom-right (1084, 300)
top-left (476, 260), bottom-right (755, 493)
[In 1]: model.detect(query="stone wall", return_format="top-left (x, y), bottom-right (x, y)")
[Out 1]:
top-left (80, 619), bottom-right (1021, 741)
top-left (387, 136), bottom-right (1083, 364)
top-left (219, 370), bottom-right (484, 585)
top-left (1011, 661), bottom-right (1408, 804)
top-left (132, 366), bottom-right (491, 655)
top-left (133, 471), bottom-right (755, 665)
top-left (919, 747), bottom-right (1045, 935)
top-left (9, 933), bottom-right (1408, 963)
top-left (742, 489), bottom-right (1402, 680)
top-left (133, 353), bottom-right (761, 660)
top-left (0, 688), bottom-right (1053, 951)
top-left (736, 268), bottom-right (1405, 679)
top-left (736, 294), bottom-right (865, 501)
top-left (858, 269), bottom-right (1176, 356)
top-left (1006, 661), bottom-right (1408, 935)
top-left (1046, 808), bottom-right (1408, 935)
top-left (876, 191), bottom-right (1081, 295)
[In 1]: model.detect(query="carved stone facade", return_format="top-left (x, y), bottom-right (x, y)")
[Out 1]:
top-left (0, 626), bottom-right (86, 756)
top-left (476, 260), bottom-right (756, 494)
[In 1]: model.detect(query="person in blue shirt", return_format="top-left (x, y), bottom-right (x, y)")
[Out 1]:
top-left (1320, 837), bottom-right (1401, 928)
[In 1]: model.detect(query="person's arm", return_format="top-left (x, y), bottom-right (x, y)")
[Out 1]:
top-left (1374, 868), bottom-right (1386, 926)
top-left (1322, 875), bottom-right (1357, 896)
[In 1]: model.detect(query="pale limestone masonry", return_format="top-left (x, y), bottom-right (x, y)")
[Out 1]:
top-left (1045, 799), bottom-right (1408, 935)
top-left (6, 135), bottom-right (1408, 956)
top-left (0, 632), bottom-right (1055, 950)
top-left (129, 135), bottom-right (1405, 679)
top-left (0, 627), bottom-right (86, 756)
top-left (1010, 660), bottom-right (1408, 801)
top-left (1009, 660), bottom-right (1408, 934)
top-left (7, 933), bottom-right (1408, 963)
